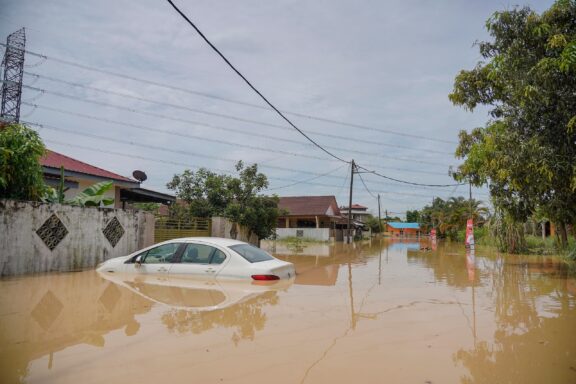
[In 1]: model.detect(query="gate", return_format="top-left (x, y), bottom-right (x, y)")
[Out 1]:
top-left (154, 217), bottom-right (212, 243)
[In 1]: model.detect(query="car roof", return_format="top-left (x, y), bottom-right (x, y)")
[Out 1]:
top-left (168, 237), bottom-right (248, 247)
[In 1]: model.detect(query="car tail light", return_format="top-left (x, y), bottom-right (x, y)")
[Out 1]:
top-left (251, 274), bottom-right (280, 281)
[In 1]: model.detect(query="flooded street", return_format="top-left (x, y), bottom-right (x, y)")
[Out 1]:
top-left (1, 239), bottom-right (575, 384)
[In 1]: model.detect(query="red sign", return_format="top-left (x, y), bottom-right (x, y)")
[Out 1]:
top-left (465, 219), bottom-right (474, 249)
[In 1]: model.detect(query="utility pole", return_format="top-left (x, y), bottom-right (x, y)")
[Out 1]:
top-left (377, 194), bottom-right (382, 235)
top-left (347, 160), bottom-right (355, 244)
top-left (384, 209), bottom-right (388, 233)
top-left (1, 28), bottom-right (26, 124)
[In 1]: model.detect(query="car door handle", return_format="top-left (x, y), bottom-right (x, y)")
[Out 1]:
top-left (158, 267), bottom-right (168, 272)
top-left (205, 268), bottom-right (216, 273)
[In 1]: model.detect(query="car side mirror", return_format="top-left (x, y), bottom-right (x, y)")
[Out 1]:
top-left (135, 255), bottom-right (142, 267)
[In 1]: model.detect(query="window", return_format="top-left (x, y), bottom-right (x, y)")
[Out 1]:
top-left (141, 243), bottom-right (180, 264)
top-left (181, 244), bottom-right (227, 264)
top-left (229, 244), bottom-right (274, 263)
top-left (211, 249), bottom-right (227, 264)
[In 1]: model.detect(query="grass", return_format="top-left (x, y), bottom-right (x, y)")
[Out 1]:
top-left (455, 228), bottom-right (576, 262)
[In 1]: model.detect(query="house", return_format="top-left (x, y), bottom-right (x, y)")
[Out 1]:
top-left (276, 196), bottom-right (346, 241)
top-left (386, 222), bottom-right (421, 237)
top-left (41, 150), bottom-right (175, 209)
top-left (339, 204), bottom-right (371, 224)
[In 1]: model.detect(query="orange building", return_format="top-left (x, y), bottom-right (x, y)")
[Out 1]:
top-left (386, 222), bottom-right (421, 237)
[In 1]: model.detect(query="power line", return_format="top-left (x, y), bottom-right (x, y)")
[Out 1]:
top-left (356, 164), bottom-right (464, 188)
top-left (264, 165), bottom-right (347, 191)
top-left (357, 172), bottom-right (377, 199)
top-left (24, 119), bottom-right (329, 163)
top-left (33, 119), bottom-right (475, 200)
top-left (1, 43), bottom-right (457, 145)
top-left (40, 136), bottom-right (478, 202)
top-left (21, 100), bottom-right (451, 167)
top-left (163, 0), bottom-right (348, 164)
top-left (24, 71), bottom-right (454, 156)
top-left (39, 138), bottom-right (350, 191)
top-left (17, 86), bottom-right (469, 189)
top-left (18, 92), bottom-right (455, 168)
top-left (25, 117), bottom-right (462, 194)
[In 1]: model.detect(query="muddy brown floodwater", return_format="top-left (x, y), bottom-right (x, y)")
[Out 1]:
top-left (1, 239), bottom-right (575, 384)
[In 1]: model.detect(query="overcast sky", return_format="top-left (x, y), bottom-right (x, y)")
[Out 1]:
top-left (0, 0), bottom-right (555, 216)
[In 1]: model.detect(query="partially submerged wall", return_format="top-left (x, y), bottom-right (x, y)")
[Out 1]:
top-left (275, 228), bottom-right (331, 241)
top-left (0, 200), bottom-right (155, 276)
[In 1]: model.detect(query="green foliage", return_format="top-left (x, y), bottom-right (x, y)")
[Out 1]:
top-left (406, 210), bottom-right (420, 223)
top-left (364, 215), bottom-right (382, 233)
top-left (42, 166), bottom-right (67, 204)
top-left (419, 196), bottom-right (489, 239)
top-left (133, 202), bottom-right (161, 213)
top-left (167, 161), bottom-right (281, 240)
top-left (0, 123), bottom-right (47, 201)
top-left (67, 181), bottom-right (114, 207)
top-left (486, 208), bottom-right (527, 253)
top-left (449, 1), bottom-right (576, 248)
top-left (166, 168), bottom-right (228, 217)
top-left (456, 226), bottom-right (490, 244)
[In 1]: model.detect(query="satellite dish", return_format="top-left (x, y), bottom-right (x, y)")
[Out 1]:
top-left (132, 170), bottom-right (147, 182)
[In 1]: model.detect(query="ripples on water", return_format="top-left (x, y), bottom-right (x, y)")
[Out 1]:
top-left (0, 239), bottom-right (574, 383)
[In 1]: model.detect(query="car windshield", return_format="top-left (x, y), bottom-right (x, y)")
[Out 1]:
top-left (229, 244), bottom-right (275, 263)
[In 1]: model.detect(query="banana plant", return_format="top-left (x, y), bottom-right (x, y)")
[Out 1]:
top-left (67, 181), bottom-right (114, 207)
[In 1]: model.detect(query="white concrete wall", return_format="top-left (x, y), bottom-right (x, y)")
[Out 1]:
top-left (0, 200), bottom-right (155, 276)
top-left (275, 228), bottom-right (330, 241)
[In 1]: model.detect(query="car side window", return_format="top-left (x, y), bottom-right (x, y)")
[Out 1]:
top-left (181, 244), bottom-right (226, 264)
top-left (142, 243), bottom-right (180, 264)
top-left (211, 249), bottom-right (227, 264)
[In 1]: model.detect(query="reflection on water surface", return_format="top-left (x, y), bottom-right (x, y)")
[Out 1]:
top-left (0, 239), bottom-right (574, 384)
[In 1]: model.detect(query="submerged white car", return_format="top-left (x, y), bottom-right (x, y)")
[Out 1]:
top-left (97, 237), bottom-right (295, 280)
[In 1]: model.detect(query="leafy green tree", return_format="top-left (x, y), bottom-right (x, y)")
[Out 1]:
top-left (364, 215), bottom-right (382, 233)
top-left (167, 161), bottom-right (282, 240)
top-left (406, 210), bottom-right (420, 223)
top-left (449, 1), bottom-right (576, 248)
top-left (0, 123), bottom-right (47, 200)
top-left (225, 161), bottom-right (280, 240)
top-left (166, 168), bottom-right (229, 217)
top-left (419, 197), bottom-right (488, 239)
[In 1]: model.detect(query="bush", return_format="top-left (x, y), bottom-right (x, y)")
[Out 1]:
top-left (0, 123), bottom-right (47, 200)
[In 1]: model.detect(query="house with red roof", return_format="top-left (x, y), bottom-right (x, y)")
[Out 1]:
top-left (275, 196), bottom-right (347, 241)
top-left (41, 150), bottom-right (175, 209)
top-left (339, 204), bottom-right (371, 225)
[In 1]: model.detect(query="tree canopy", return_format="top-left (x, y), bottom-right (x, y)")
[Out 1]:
top-left (449, 1), bottom-right (576, 246)
top-left (419, 197), bottom-right (489, 240)
top-left (0, 123), bottom-right (47, 201)
top-left (167, 161), bottom-right (281, 240)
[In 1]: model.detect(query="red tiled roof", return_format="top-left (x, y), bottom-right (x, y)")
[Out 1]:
top-left (278, 196), bottom-right (340, 217)
top-left (343, 204), bottom-right (368, 210)
top-left (41, 150), bottom-right (136, 183)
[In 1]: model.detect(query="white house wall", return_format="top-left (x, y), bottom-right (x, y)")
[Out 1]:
top-left (275, 228), bottom-right (331, 241)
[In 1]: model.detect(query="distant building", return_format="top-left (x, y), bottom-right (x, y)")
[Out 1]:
top-left (41, 150), bottom-right (175, 209)
top-left (339, 204), bottom-right (371, 224)
top-left (386, 222), bottom-right (421, 237)
top-left (276, 195), bottom-right (346, 241)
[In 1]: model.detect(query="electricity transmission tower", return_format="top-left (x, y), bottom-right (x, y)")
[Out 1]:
top-left (1, 28), bottom-right (26, 124)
